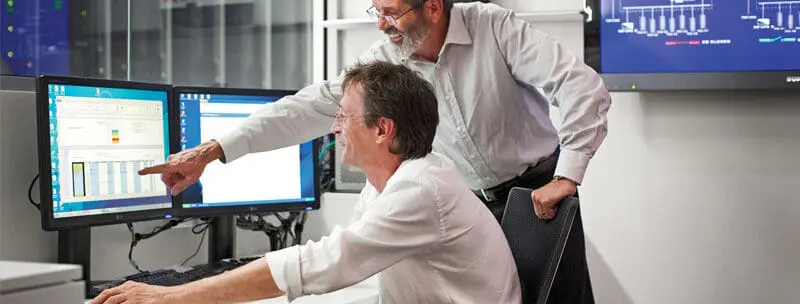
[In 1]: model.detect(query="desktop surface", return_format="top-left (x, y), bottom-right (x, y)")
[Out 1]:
top-left (175, 88), bottom-right (319, 217)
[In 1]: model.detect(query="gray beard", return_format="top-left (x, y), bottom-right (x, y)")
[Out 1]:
top-left (391, 21), bottom-right (429, 59)
top-left (394, 36), bottom-right (421, 59)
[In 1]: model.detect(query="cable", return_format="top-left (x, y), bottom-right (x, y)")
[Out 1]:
top-left (318, 140), bottom-right (336, 161)
top-left (127, 223), bottom-right (146, 273)
top-left (181, 220), bottom-right (210, 266)
top-left (294, 211), bottom-right (308, 246)
top-left (28, 174), bottom-right (40, 210)
top-left (236, 212), bottom-right (307, 251)
top-left (125, 219), bottom-right (185, 273)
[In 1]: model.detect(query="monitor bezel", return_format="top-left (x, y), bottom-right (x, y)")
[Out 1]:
top-left (171, 86), bottom-right (322, 218)
top-left (36, 75), bottom-right (180, 231)
top-left (584, 0), bottom-right (800, 92)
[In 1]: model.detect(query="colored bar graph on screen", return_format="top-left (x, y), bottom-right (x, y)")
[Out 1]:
top-left (111, 129), bottom-right (120, 144)
top-left (133, 161), bottom-right (142, 193)
top-left (71, 162), bottom-right (85, 197)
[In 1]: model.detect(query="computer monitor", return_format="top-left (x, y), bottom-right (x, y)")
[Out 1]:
top-left (174, 87), bottom-right (320, 217)
top-left (36, 76), bottom-right (178, 231)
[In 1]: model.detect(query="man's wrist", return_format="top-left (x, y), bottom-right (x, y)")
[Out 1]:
top-left (553, 175), bottom-right (577, 185)
top-left (199, 140), bottom-right (225, 164)
top-left (165, 285), bottom-right (195, 302)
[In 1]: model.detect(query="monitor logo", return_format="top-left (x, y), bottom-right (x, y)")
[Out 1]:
top-left (116, 214), bottom-right (123, 220)
top-left (786, 76), bottom-right (800, 83)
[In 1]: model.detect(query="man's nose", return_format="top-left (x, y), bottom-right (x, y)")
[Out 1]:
top-left (331, 122), bottom-right (341, 134)
top-left (376, 17), bottom-right (389, 30)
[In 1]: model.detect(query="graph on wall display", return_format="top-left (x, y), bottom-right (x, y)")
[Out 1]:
top-left (606, 0), bottom-right (714, 37)
top-left (742, 0), bottom-right (800, 34)
top-left (600, 0), bottom-right (800, 74)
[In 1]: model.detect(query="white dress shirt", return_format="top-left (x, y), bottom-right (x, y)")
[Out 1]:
top-left (216, 2), bottom-right (610, 190)
top-left (264, 152), bottom-right (522, 303)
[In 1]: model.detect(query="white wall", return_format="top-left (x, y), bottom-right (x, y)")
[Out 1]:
top-left (579, 92), bottom-right (800, 304)
top-left (0, 88), bottom-right (58, 263)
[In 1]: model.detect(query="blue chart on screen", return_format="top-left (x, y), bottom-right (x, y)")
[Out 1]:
top-left (178, 92), bottom-right (316, 210)
top-left (47, 84), bottom-right (172, 218)
top-left (600, 0), bottom-right (800, 73)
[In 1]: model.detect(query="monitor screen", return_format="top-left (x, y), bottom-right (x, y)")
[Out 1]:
top-left (37, 76), bottom-right (177, 230)
top-left (593, 0), bottom-right (800, 90)
top-left (599, 0), bottom-right (800, 74)
top-left (175, 87), bottom-right (319, 217)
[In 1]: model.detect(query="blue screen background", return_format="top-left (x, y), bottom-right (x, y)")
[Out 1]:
top-left (179, 92), bottom-right (317, 210)
top-left (1, 0), bottom-right (70, 76)
top-left (600, 0), bottom-right (800, 73)
top-left (48, 83), bottom-right (172, 215)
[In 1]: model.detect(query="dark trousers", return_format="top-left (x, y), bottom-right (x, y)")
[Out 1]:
top-left (474, 156), bottom-right (595, 304)
top-left (480, 164), bottom-right (557, 223)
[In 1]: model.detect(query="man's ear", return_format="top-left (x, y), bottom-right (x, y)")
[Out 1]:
top-left (375, 117), bottom-right (395, 144)
top-left (426, 0), bottom-right (446, 24)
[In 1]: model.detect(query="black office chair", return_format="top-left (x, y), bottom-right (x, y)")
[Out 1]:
top-left (501, 187), bottom-right (594, 304)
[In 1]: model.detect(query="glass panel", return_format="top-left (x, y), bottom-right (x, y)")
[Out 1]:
top-left (0, 0), bottom-right (312, 90)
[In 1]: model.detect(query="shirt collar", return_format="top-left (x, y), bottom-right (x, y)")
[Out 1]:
top-left (443, 7), bottom-right (472, 46)
top-left (399, 7), bottom-right (472, 62)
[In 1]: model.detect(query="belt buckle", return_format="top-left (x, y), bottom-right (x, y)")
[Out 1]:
top-left (480, 189), bottom-right (497, 202)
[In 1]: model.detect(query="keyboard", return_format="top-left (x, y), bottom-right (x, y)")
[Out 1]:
top-left (88, 256), bottom-right (261, 298)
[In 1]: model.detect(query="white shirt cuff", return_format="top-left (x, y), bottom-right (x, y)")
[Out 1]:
top-left (554, 148), bottom-right (591, 185)
top-left (214, 128), bottom-right (250, 164)
top-left (265, 246), bottom-right (303, 301)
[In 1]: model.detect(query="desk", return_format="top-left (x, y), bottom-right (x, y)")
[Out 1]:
top-left (84, 278), bottom-right (379, 304)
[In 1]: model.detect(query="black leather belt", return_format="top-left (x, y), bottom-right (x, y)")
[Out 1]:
top-left (472, 148), bottom-right (559, 202)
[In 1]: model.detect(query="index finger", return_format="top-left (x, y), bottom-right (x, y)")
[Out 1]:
top-left (138, 163), bottom-right (174, 175)
top-left (91, 286), bottom-right (122, 304)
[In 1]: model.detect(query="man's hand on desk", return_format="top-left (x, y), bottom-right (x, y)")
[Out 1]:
top-left (90, 281), bottom-right (181, 304)
top-left (91, 257), bottom-right (284, 304)
top-left (138, 140), bottom-right (224, 196)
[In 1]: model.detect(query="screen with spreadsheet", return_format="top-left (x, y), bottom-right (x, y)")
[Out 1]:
top-left (45, 82), bottom-right (173, 219)
top-left (175, 88), bottom-right (319, 216)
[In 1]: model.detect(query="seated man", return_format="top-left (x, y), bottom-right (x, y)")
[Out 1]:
top-left (91, 61), bottom-right (522, 304)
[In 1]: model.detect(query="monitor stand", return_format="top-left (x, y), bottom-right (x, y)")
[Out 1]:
top-left (58, 216), bottom-right (236, 298)
top-left (58, 228), bottom-right (91, 296)
top-left (208, 215), bottom-right (235, 262)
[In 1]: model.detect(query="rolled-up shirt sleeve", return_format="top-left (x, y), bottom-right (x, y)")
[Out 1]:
top-left (264, 177), bottom-right (442, 301)
top-left (490, 8), bottom-right (611, 184)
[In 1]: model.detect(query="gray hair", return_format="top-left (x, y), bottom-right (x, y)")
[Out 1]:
top-left (403, 0), bottom-right (454, 14)
top-left (342, 61), bottom-right (439, 161)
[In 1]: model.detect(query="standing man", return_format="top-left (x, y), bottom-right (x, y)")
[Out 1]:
top-left (142, 0), bottom-right (608, 301)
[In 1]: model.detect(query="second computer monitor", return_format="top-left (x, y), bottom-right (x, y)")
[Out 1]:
top-left (175, 87), bottom-right (320, 217)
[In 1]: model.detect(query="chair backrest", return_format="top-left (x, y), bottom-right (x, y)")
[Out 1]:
top-left (500, 187), bottom-right (585, 304)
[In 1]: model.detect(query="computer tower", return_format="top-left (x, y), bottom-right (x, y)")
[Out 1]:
top-left (333, 135), bottom-right (366, 192)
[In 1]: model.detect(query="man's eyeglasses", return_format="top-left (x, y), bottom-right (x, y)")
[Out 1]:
top-left (366, 0), bottom-right (427, 27)
top-left (333, 110), bottom-right (365, 124)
